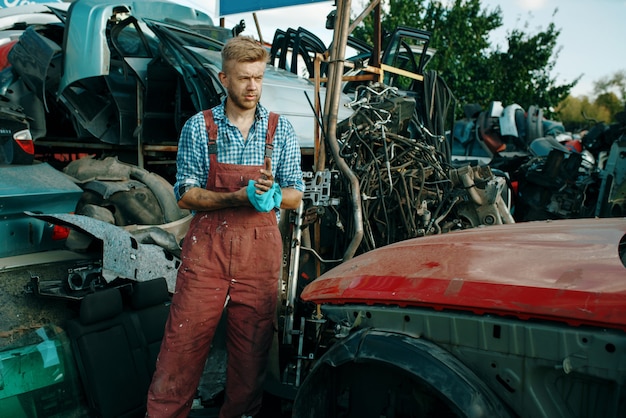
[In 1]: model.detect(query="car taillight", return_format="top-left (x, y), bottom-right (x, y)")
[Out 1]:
top-left (14, 129), bottom-right (34, 155)
top-left (52, 224), bottom-right (71, 240)
top-left (511, 180), bottom-right (519, 196)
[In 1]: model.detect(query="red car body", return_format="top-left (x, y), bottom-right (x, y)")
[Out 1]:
top-left (302, 218), bottom-right (626, 331)
top-left (295, 218), bottom-right (626, 418)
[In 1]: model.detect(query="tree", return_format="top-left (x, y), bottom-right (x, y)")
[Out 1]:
top-left (595, 91), bottom-right (623, 120)
top-left (351, 0), bottom-right (576, 116)
top-left (557, 96), bottom-right (600, 131)
top-left (489, 23), bottom-right (576, 116)
top-left (421, 0), bottom-right (503, 107)
top-left (556, 70), bottom-right (625, 129)
top-left (555, 94), bottom-right (619, 132)
top-left (593, 70), bottom-right (626, 106)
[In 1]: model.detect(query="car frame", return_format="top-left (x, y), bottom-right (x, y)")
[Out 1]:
top-left (296, 217), bottom-right (626, 417)
top-left (1, 0), bottom-right (353, 178)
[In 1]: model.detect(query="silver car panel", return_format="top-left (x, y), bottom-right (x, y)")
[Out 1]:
top-left (59, 0), bottom-right (214, 94)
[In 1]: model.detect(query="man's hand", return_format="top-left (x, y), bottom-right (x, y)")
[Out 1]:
top-left (255, 157), bottom-right (274, 194)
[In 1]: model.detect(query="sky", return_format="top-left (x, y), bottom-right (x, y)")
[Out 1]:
top-left (190, 0), bottom-right (626, 97)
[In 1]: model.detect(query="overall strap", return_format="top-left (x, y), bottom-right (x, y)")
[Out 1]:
top-left (202, 109), bottom-right (218, 154)
top-left (265, 112), bottom-right (279, 159)
top-left (203, 109), bottom-right (279, 158)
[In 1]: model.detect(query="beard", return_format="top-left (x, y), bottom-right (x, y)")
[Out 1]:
top-left (227, 86), bottom-right (260, 111)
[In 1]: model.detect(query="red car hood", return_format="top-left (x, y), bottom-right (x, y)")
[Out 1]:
top-left (301, 218), bottom-right (626, 331)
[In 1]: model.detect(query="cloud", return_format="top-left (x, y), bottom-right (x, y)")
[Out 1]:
top-left (515, 0), bottom-right (549, 11)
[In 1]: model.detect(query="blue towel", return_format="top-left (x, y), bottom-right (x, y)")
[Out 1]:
top-left (246, 180), bottom-right (282, 212)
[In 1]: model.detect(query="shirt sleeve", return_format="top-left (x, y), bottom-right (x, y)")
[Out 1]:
top-left (173, 113), bottom-right (209, 201)
top-left (275, 116), bottom-right (305, 193)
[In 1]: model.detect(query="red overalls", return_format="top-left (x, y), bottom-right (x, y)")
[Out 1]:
top-left (147, 110), bottom-right (282, 418)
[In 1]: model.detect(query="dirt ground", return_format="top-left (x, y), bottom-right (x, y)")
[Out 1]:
top-left (0, 262), bottom-right (80, 349)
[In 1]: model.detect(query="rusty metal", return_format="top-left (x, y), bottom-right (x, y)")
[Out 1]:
top-left (26, 212), bottom-right (180, 292)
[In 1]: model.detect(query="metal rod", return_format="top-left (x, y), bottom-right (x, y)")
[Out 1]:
top-left (323, 0), bottom-right (363, 261)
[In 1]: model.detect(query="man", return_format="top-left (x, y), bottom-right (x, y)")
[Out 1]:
top-left (146, 35), bottom-right (305, 418)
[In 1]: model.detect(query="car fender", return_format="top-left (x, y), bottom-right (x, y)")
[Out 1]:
top-left (294, 327), bottom-right (514, 418)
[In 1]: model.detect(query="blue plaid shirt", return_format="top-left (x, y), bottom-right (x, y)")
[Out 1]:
top-left (174, 100), bottom-right (305, 203)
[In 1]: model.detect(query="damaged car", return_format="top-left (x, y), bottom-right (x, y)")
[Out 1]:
top-left (450, 101), bottom-right (626, 221)
top-left (0, 97), bottom-right (84, 266)
top-left (0, 0), bottom-right (353, 180)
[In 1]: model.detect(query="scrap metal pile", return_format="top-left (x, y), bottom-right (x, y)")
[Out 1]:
top-left (452, 101), bottom-right (626, 222)
top-left (310, 82), bottom-right (513, 257)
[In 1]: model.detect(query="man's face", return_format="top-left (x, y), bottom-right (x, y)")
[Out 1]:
top-left (219, 60), bottom-right (266, 111)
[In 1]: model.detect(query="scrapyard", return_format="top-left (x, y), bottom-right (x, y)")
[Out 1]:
top-left (0, 1), bottom-right (625, 417)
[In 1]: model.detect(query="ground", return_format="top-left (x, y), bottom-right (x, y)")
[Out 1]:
top-left (0, 262), bottom-right (80, 349)
top-left (0, 261), bottom-right (94, 417)
top-left (0, 261), bottom-right (291, 417)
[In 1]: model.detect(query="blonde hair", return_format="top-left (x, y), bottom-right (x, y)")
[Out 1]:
top-left (221, 36), bottom-right (269, 74)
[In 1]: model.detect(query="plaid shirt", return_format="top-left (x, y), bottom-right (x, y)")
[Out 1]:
top-left (174, 100), bottom-right (305, 203)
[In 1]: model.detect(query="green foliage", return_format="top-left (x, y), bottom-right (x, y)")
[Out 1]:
top-left (556, 89), bottom-right (624, 132)
top-left (490, 23), bottom-right (576, 116)
top-left (595, 92), bottom-right (623, 118)
top-left (593, 70), bottom-right (626, 105)
top-left (556, 70), bottom-right (626, 129)
top-left (421, 0), bottom-right (502, 107)
top-left (556, 96), bottom-right (607, 132)
top-left (351, 0), bottom-right (576, 117)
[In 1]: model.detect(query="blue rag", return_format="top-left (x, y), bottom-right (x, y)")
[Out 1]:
top-left (246, 180), bottom-right (282, 212)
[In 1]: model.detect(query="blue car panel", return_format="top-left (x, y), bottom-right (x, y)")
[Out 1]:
top-left (0, 162), bottom-right (83, 257)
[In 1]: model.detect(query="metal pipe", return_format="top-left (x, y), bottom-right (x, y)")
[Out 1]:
top-left (253, 12), bottom-right (264, 44)
top-left (283, 201), bottom-right (304, 345)
top-left (136, 80), bottom-right (144, 169)
top-left (323, 0), bottom-right (363, 261)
